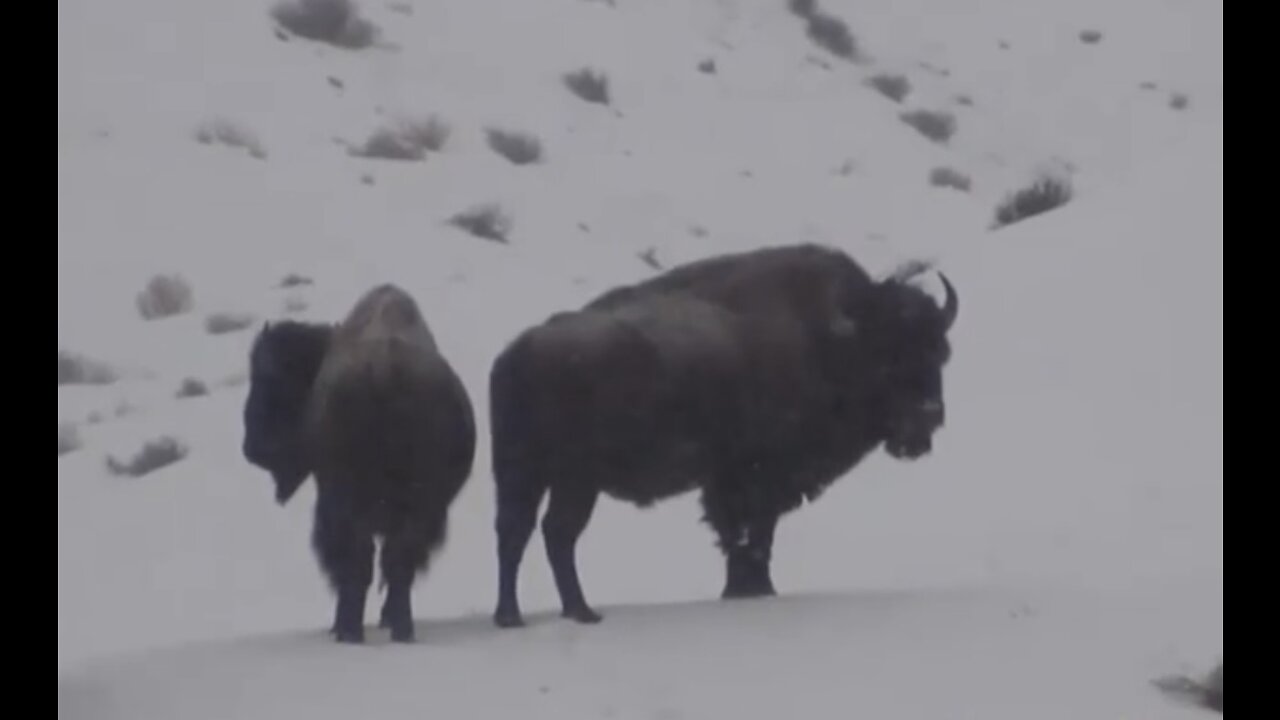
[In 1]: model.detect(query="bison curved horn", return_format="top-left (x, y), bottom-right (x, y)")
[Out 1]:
top-left (937, 272), bottom-right (959, 330)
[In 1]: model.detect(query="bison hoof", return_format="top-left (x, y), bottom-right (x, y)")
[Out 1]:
top-left (494, 609), bottom-right (526, 629)
top-left (562, 605), bottom-right (603, 624)
top-left (722, 583), bottom-right (777, 600)
top-left (333, 627), bottom-right (365, 644)
top-left (390, 626), bottom-right (416, 643)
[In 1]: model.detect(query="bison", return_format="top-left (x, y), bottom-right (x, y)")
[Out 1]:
top-left (241, 284), bottom-right (476, 643)
top-left (488, 243), bottom-right (959, 628)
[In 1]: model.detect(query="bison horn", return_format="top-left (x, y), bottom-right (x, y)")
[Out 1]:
top-left (937, 272), bottom-right (958, 330)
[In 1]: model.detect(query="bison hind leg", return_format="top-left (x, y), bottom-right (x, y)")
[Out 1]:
top-left (542, 483), bottom-right (603, 624)
top-left (378, 513), bottom-right (447, 643)
top-left (312, 501), bottom-right (376, 644)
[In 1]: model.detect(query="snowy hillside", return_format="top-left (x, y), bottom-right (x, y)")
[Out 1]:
top-left (58, 0), bottom-right (1222, 717)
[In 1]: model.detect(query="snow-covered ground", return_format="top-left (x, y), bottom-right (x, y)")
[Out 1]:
top-left (58, 0), bottom-right (1222, 717)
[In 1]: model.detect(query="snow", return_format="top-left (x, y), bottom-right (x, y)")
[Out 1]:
top-left (58, 0), bottom-right (1222, 717)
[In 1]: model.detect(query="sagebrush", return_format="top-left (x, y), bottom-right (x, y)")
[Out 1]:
top-left (564, 68), bottom-right (611, 105)
top-left (195, 118), bottom-right (267, 159)
top-left (59, 424), bottom-right (82, 457)
top-left (350, 116), bottom-right (450, 161)
top-left (929, 167), bottom-right (972, 192)
top-left (993, 175), bottom-right (1073, 228)
top-left (106, 436), bottom-right (189, 477)
top-left (867, 73), bottom-right (910, 102)
top-left (137, 273), bottom-right (194, 320)
top-left (177, 377), bottom-right (209, 398)
top-left (58, 350), bottom-right (117, 386)
top-left (900, 109), bottom-right (956, 143)
top-left (485, 128), bottom-right (543, 165)
top-left (450, 204), bottom-right (511, 243)
top-left (205, 312), bottom-right (256, 335)
top-left (270, 0), bottom-right (379, 50)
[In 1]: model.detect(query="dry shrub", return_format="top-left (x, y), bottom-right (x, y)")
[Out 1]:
top-left (205, 312), bottom-right (256, 335)
top-left (564, 68), bottom-right (611, 105)
top-left (270, 0), bottom-right (379, 50)
top-left (137, 274), bottom-right (194, 321)
top-left (899, 109), bottom-right (956, 143)
top-left (106, 436), bottom-right (189, 477)
top-left (450, 204), bottom-right (511, 243)
top-left (485, 128), bottom-right (543, 165)
top-left (195, 118), bottom-right (268, 159)
top-left (59, 350), bottom-right (117, 386)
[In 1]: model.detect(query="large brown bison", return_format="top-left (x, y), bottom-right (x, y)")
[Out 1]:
top-left (488, 243), bottom-right (959, 627)
top-left (241, 284), bottom-right (476, 643)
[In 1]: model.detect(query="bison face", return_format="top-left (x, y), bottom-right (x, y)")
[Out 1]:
top-left (241, 321), bottom-right (333, 504)
top-left (875, 268), bottom-right (958, 461)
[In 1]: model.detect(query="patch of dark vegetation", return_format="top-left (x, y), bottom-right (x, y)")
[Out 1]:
top-left (106, 436), bottom-right (189, 477)
top-left (992, 175), bottom-right (1073, 228)
top-left (59, 350), bottom-right (118, 386)
top-left (449, 204), bottom-right (512, 243)
top-left (177, 378), bottom-right (210, 399)
top-left (278, 273), bottom-right (314, 288)
top-left (59, 424), bottom-right (82, 457)
top-left (929, 167), bottom-right (972, 192)
top-left (866, 73), bottom-right (910, 102)
top-left (137, 273), bottom-right (194, 321)
top-left (270, 0), bottom-right (379, 50)
top-left (899, 109), bottom-right (957, 144)
top-left (205, 312), bottom-right (256, 335)
top-left (485, 128), bottom-right (543, 165)
top-left (564, 68), bottom-right (611, 106)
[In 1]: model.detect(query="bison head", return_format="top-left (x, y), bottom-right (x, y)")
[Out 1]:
top-left (241, 320), bottom-right (334, 504)
top-left (868, 262), bottom-right (959, 460)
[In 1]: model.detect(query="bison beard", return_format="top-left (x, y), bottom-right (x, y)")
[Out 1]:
top-left (488, 243), bottom-right (958, 628)
top-left (241, 284), bottom-right (476, 644)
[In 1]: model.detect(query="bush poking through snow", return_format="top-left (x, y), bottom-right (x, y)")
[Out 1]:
top-left (205, 312), bottom-right (256, 335)
top-left (136, 273), bottom-right (194, 321)
top-left (787, 0), bottom-right (816, 19)
top-left (866, 73), bottom-right (911, 102)
top-left (401, 115), bottom-right (451, 152)
top-left (698, 59), bottom-right (717, 74)
top-left (350, 116), bottom-right (451, 160)
top-left (929, 167), bottom-right (972, 192)
top-left (107, 436), bottom-right (189, 478)
top-left (278, 273), bottom-right (314, 288)
top-left (993, 175), bottom-right (1073, 228)
top-left (485, 128), bottom-right (543, 165)
top-left (176, 378), bottom-right (209, 399)
top-left (899, 109), bottom-right (956, 143)
top-left (270, 0), bottom-right (379, 50)
top-left (450, 204), bottom-right (511, 243)
top-left (1079, 29), bottom-right (1103, 44)
top-left (563, 68), bottom-right (611, 105)
top-left (804, 11), bottom-right (860, 61)
top-left (194, 118), bottom-right (267, 159)
top-left (59, 424), bottom-right (82, 457)
top-left (58, 350), bottom-right (117, 386)
top-left (1170, 93), bottom-right (1190, 110)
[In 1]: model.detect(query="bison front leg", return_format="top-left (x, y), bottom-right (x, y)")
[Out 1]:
top-left (702, 484), bottom-right (779, 599)
top-left (542, 483), bottom-right (603, 624)
top-left (722, 514), bottom-right (778, 599)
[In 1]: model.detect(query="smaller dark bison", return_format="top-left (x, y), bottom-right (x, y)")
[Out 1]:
top-left (241, 284), bottom-right (476, 643)
top-left (488, 243), bottom-right (959, 628)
